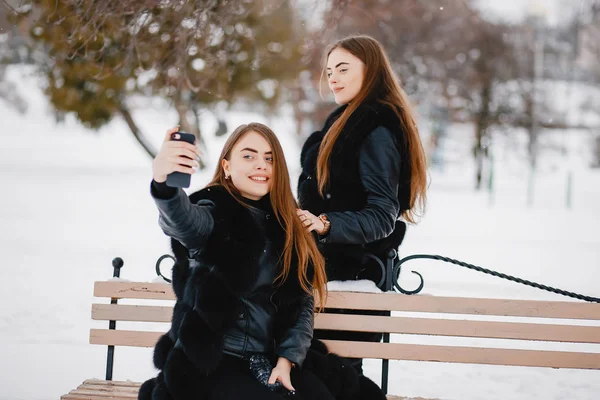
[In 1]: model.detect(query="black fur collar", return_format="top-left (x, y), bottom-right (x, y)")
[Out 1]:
top-left (299, 101), bottom-right (409, 216)
top-left (300, 101), bottom-right (403, 166)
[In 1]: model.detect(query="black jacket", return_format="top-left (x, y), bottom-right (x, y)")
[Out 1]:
top-left (298, 102), bottom-right (410, 285)
top-left (141, 184), bottom-right (314, 400)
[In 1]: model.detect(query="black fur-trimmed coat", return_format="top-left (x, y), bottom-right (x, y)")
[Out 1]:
top-left (139, 185), bottom-right (386, 400)
top-left (298, 102), bottom-right (411, 284)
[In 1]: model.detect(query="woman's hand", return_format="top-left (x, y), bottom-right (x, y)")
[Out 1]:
top-left (297, 209), bottom-right (326, 234)
top-left (152, 126), bottom-right (202, 183)
top-left (268, 357), bottom-right (296, 392)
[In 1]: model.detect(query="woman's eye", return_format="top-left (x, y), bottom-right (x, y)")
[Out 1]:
top-left (340, 68), bottom-right (347, 73)
top-left (243, 154), bottom-right (253, 159)
top-left (266, 157), bottom-right (274, 163)
top-left (327, 72), bottom-right (332, 78)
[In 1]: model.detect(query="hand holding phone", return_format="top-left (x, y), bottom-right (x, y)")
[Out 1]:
top-left (152, 127), bottom-right (200, 188)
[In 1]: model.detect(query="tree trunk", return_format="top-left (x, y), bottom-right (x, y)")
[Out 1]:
top-left (175, 100), bottom-right (198, 137)
top-left (474, 124), bottom-right (485, 190)
top-left (117, 103), bottom-right (157, 159)
top-left (474, 83), bottom-right (492, 190)
top-left (192, 105), bottom-right (206, 146)
top-left (289, 85), bottom-right (306, 137)
top-left (524, 95), bottom-right (538, 170)
top-left (174, 97), bottom-right (205, 169)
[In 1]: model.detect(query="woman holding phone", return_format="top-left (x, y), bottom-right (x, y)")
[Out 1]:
top-left (140, 123), bottom-right (386, 400)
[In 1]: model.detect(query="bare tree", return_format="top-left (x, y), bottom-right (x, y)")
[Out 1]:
top-left (317, 0), bottom-right (518, 189)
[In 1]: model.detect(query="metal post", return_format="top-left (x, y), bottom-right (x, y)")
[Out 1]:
top-left (380, 249), bottom-right (396, 394)
top-left (106, 257), bottom-right (123, 381)
top-left (385, 249), bottom-right (396, 292)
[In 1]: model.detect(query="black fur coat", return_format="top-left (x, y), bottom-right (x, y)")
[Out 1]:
top-left (139, 186), bottom-right (386, 400)
top-left (298, 102), bottom-right (410, 283)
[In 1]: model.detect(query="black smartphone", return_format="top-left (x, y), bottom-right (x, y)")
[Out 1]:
top-left (166, 131), bottom-right (197, 188)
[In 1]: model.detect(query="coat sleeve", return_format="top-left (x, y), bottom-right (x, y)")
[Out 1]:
top-left (275, 293), bottom-right (314, 367)
top-left (150, 180), bottom-right (215, 252)
top-left (320, 126), bottom-right (401, 244)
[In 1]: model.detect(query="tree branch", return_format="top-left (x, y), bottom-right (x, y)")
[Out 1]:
top-left (117, 102), bottom-right (157, 159)
top-left (1, 0), bottom-right (26, 15)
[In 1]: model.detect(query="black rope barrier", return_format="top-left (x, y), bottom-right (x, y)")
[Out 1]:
top-left (395, 254), bottom-right (600, 303)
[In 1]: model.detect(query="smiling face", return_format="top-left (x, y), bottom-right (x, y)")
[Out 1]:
top-left (326, 47), bottom-right (366, 105)
top-left (221, 130), bottom-right (273, 200)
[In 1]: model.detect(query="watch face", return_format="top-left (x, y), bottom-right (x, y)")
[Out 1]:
top-left (318, 215), bottom-right (330, 229)
top-left (319, 214), bottom-right (330, 222)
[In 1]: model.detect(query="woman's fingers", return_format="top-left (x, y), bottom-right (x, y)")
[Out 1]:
top-left (267, 371), bottom-right (277, 385)
top-left (168, 141), bottom-right (202, 157)
top-left (298, 209), bottom-right (321, 233)
top-left (267, 372), bottom-right (295, 392)
top-left (297, 209), bottom-right (315, 222)
top-left (168, 156), bottom-right (197, 168)
top-left (164, 126), bottom-right (180, 142)
top-left (169, 146), bottom-right (198, 160)
top-left (157, 161), bottom-right (194, 176)
top-left (174, 164), bottom-right (195, 174)
top-left (279, 375), bottom-right (295, 391)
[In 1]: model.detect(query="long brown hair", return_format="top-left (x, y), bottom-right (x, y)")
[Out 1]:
top-left (317, 35), bottom-right (427, 223)
top-left (207, 123), bottom-right (327, 306)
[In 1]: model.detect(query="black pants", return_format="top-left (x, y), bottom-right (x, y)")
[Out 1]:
top-left (206, 355), bottom-right (334, 400)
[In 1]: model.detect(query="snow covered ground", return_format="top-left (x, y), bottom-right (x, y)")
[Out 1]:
top-left (1, 66), bottom-right (599, 400)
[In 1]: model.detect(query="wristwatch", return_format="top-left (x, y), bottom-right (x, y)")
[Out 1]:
top-left (318, 213), bottom-right (331, 236)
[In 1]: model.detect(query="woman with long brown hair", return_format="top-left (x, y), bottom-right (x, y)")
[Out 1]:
top-left (140, 123), bottom-right (334, 400)
top-left (297, 35), bottom-right (428, 374)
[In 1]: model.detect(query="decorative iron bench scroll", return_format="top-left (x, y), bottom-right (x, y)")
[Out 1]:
top-left (60, 253), bottom-right (600, 400)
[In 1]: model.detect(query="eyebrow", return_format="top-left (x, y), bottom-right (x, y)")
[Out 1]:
top-left (326, 62), bottom-right (349, 70)
top-left (240, 147), bottom-right (273, 154)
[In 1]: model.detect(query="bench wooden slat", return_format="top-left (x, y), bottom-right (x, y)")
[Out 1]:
top-left (62, 391), bottom-right (136, 400)
top-left (94, 282), bottom-right (175, 300)
top-left (387, 398), bottom-right (438, 400)
top-left (93, 281), bottom-right (600, 320)
top-left (325, 292), bottom-right (600, 319)
top-left (322, 339), bottom-right (600, 369)
top-left (64, 389), bottom-right (137, 398)
top-left (92, 304), bottom-right (172, 323)
top-left (83, 380), bottom-right (142, 387)
top-left (387, 398), bottom-right (437, 400)
top-left (91, 303), bottom-right (600, 344)
top-left (70, 380), bottom-right (425, 400)
top-left (315, 313), bottom-right (600, 343)
top-left (90, 329), bottom-right (161, 347)
top-left (89, 329), bottom-right (600, 369)
top-left (62, 396), bottom-right (129, 400)
top-left (78, 384), bottom-right (140, 393)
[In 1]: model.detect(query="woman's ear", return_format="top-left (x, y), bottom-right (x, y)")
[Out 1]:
top-left (221, 159), bottom-right (230, 178)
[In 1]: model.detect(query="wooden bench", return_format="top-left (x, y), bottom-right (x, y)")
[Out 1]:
top-left (61, 280), bottom-right (600, 400)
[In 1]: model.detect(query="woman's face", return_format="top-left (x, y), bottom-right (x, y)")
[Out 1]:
top-left (327, 47), bottom-right (365, 105)
top-left (222, 131), bottom-right (273, 200)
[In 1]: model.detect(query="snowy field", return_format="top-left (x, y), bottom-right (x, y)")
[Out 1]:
top-left (1, 66), bottom-right (599, 400)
